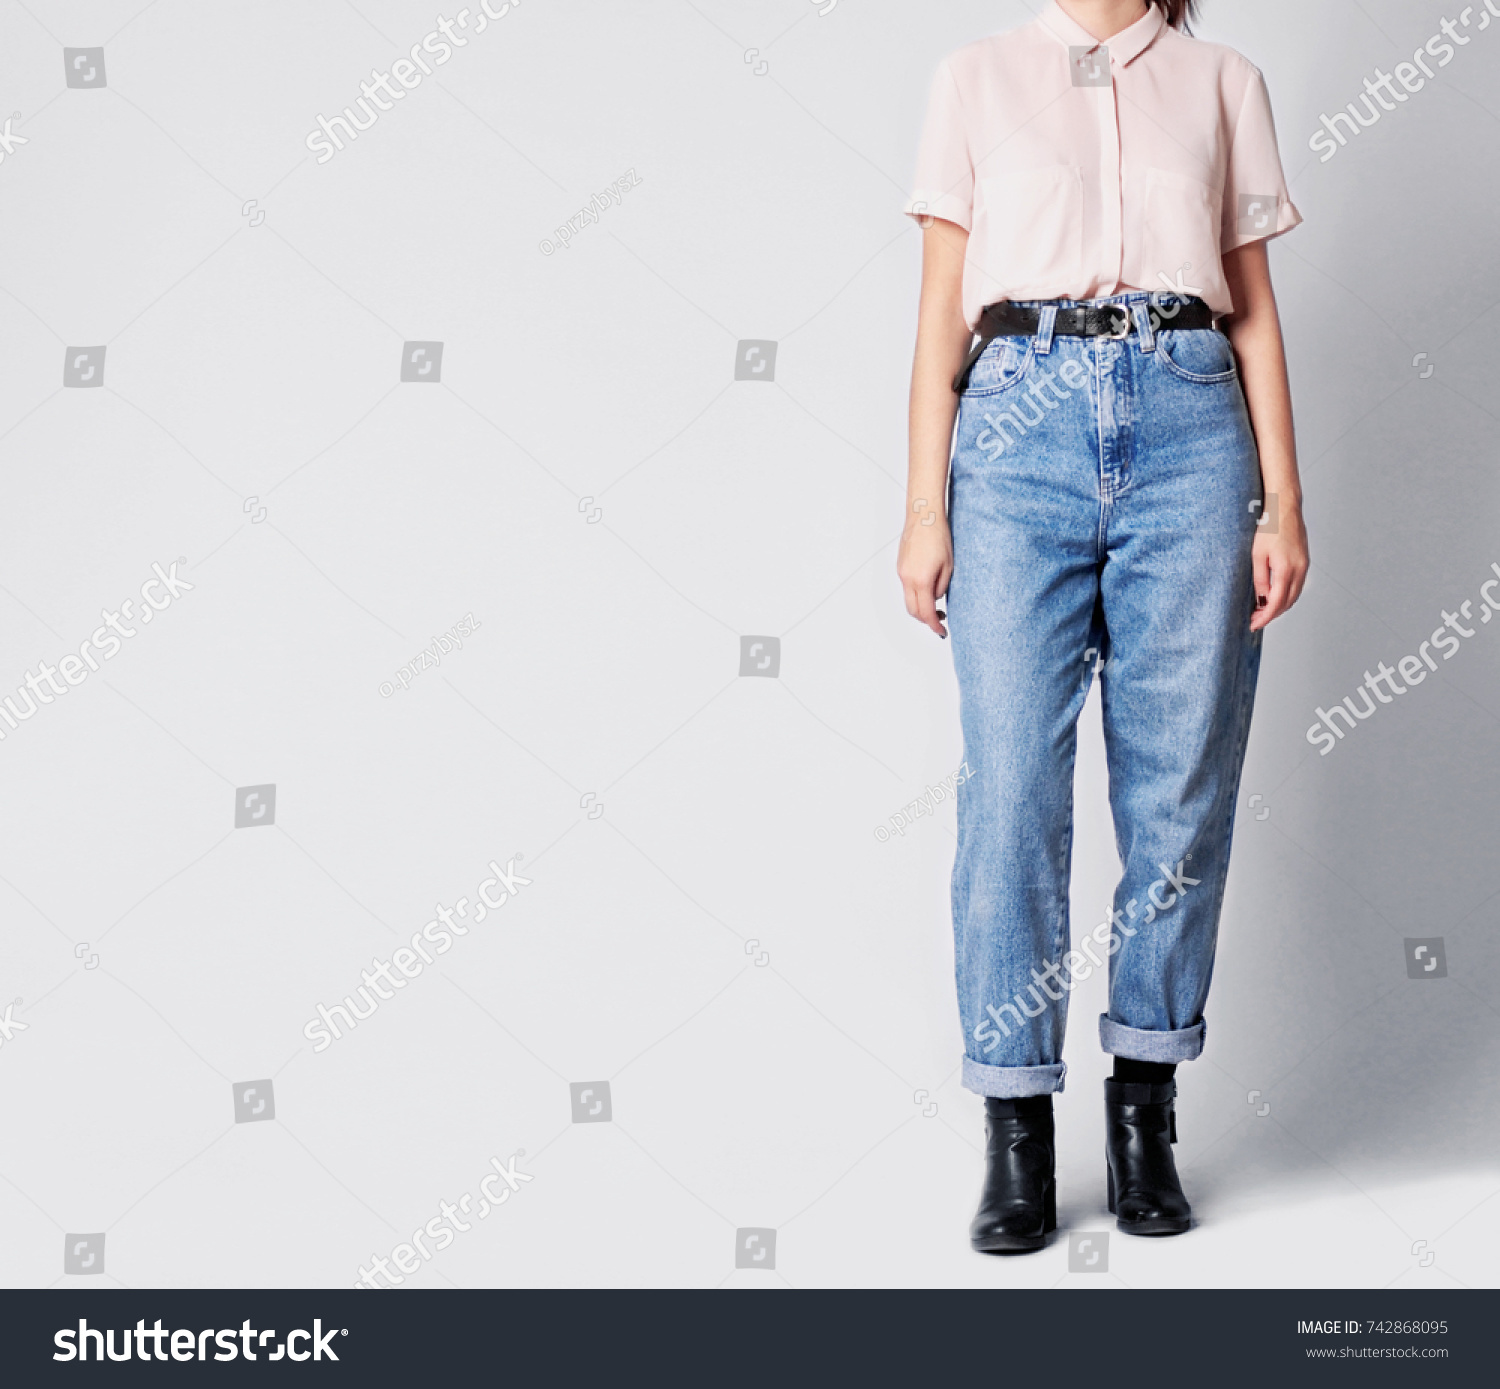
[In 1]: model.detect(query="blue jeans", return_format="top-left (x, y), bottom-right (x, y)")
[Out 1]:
top-left (947, 293), bottom-right (1263, 1099)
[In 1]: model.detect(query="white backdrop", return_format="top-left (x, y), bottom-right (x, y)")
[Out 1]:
top-left (1, 0), bottom-right (1496, 1290)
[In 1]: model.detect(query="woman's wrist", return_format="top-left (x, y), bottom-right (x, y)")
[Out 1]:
top-left (904, 494), bottom-right (948, 533)
top-left (1256, 457), bottom-right (1302, 512)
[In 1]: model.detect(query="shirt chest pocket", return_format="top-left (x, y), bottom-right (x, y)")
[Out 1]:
top-left (977, 166), bottom-right (1083, 296)
top-left (1142, 167), bottom-right (1223, 302)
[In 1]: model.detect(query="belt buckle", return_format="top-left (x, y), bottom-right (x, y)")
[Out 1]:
top-left (1102, 303), bottom-right (1132, 340)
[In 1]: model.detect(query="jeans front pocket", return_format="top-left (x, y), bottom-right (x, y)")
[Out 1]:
top-left (964, 335), bottom-right (1036, 398)
top-left (1155, 328), bottom-right (1239, 385)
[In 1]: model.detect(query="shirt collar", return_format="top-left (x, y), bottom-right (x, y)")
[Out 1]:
top-left (1037, 1), bottom-right (1167, 68)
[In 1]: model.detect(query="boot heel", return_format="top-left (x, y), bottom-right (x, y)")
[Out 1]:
top-left (1044, 1181), bottom-right (1057, 1233)
top-left (1106, 1162), bottom-right (1116, 1215)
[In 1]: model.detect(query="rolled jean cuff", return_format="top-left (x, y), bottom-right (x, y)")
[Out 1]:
top-left (1099, 1013), bottom-right (1205, 1062)
top-left (962, 1057), bottom-right (1067, 1098)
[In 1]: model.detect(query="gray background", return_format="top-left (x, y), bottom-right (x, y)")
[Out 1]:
top-left (1, 0), bottom-right (1496, 1289)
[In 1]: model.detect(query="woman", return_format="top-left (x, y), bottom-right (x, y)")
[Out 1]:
top-left (899, 0), bottom-right (1307, 1251)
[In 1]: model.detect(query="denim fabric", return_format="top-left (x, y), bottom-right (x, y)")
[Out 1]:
top-left (947, 293), bottom-right (1263, 1099)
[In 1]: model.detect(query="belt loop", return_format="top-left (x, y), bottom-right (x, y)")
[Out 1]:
top-left (1132, 299), bottom-right (1157, 353)
top-left (1036, 304), bottom-right (1058, 357)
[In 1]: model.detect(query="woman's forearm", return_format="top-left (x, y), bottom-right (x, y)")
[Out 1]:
top-left (899, 220), bottom-right (972, 636)
top-left (1222, 241), bottom-right (1302, 509)
top-left (1221, 239), bottom-right (1309, 629)
top-left (907, 222), bottom-right (974, 523)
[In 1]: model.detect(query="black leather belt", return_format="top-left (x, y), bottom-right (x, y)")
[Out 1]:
top-left (953, 298), bottom-right (1219, 394)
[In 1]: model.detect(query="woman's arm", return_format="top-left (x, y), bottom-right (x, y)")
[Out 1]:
top-left (899, 218), bottom-right (974, 638)
top-left (1221, 240), bottom-right (1309, 633)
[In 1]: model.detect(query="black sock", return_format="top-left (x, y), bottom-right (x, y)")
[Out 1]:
top-left (1113, 1057), bottom-right (1176, 1085)
top-left (984, 1094), bottom-right (1053, 1118)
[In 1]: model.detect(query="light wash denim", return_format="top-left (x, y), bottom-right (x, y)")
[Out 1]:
top-left (947, 293), bottom-right (1264, 1098)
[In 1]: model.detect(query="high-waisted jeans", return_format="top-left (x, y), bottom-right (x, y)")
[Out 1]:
top-left (947, 293), bottom-right (1263, 1098)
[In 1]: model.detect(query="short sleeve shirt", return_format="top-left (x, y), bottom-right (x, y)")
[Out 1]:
top-left (905, 1), bottom-right (1302, 329)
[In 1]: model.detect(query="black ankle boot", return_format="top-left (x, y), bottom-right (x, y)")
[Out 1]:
top-left (1104, 1078), bottom-right (1191, 1236)
top-left (970, 1095), bottom-right (1056, 1253)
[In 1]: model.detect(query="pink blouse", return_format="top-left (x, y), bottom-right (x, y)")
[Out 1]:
top-left (905, 1), bottom-right (1302, 329)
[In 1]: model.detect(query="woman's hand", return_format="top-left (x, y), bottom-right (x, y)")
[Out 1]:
top-left (898, 498), bottom-right (953, 638)
top-left (1250, 499), bottom-right (1308, 632)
